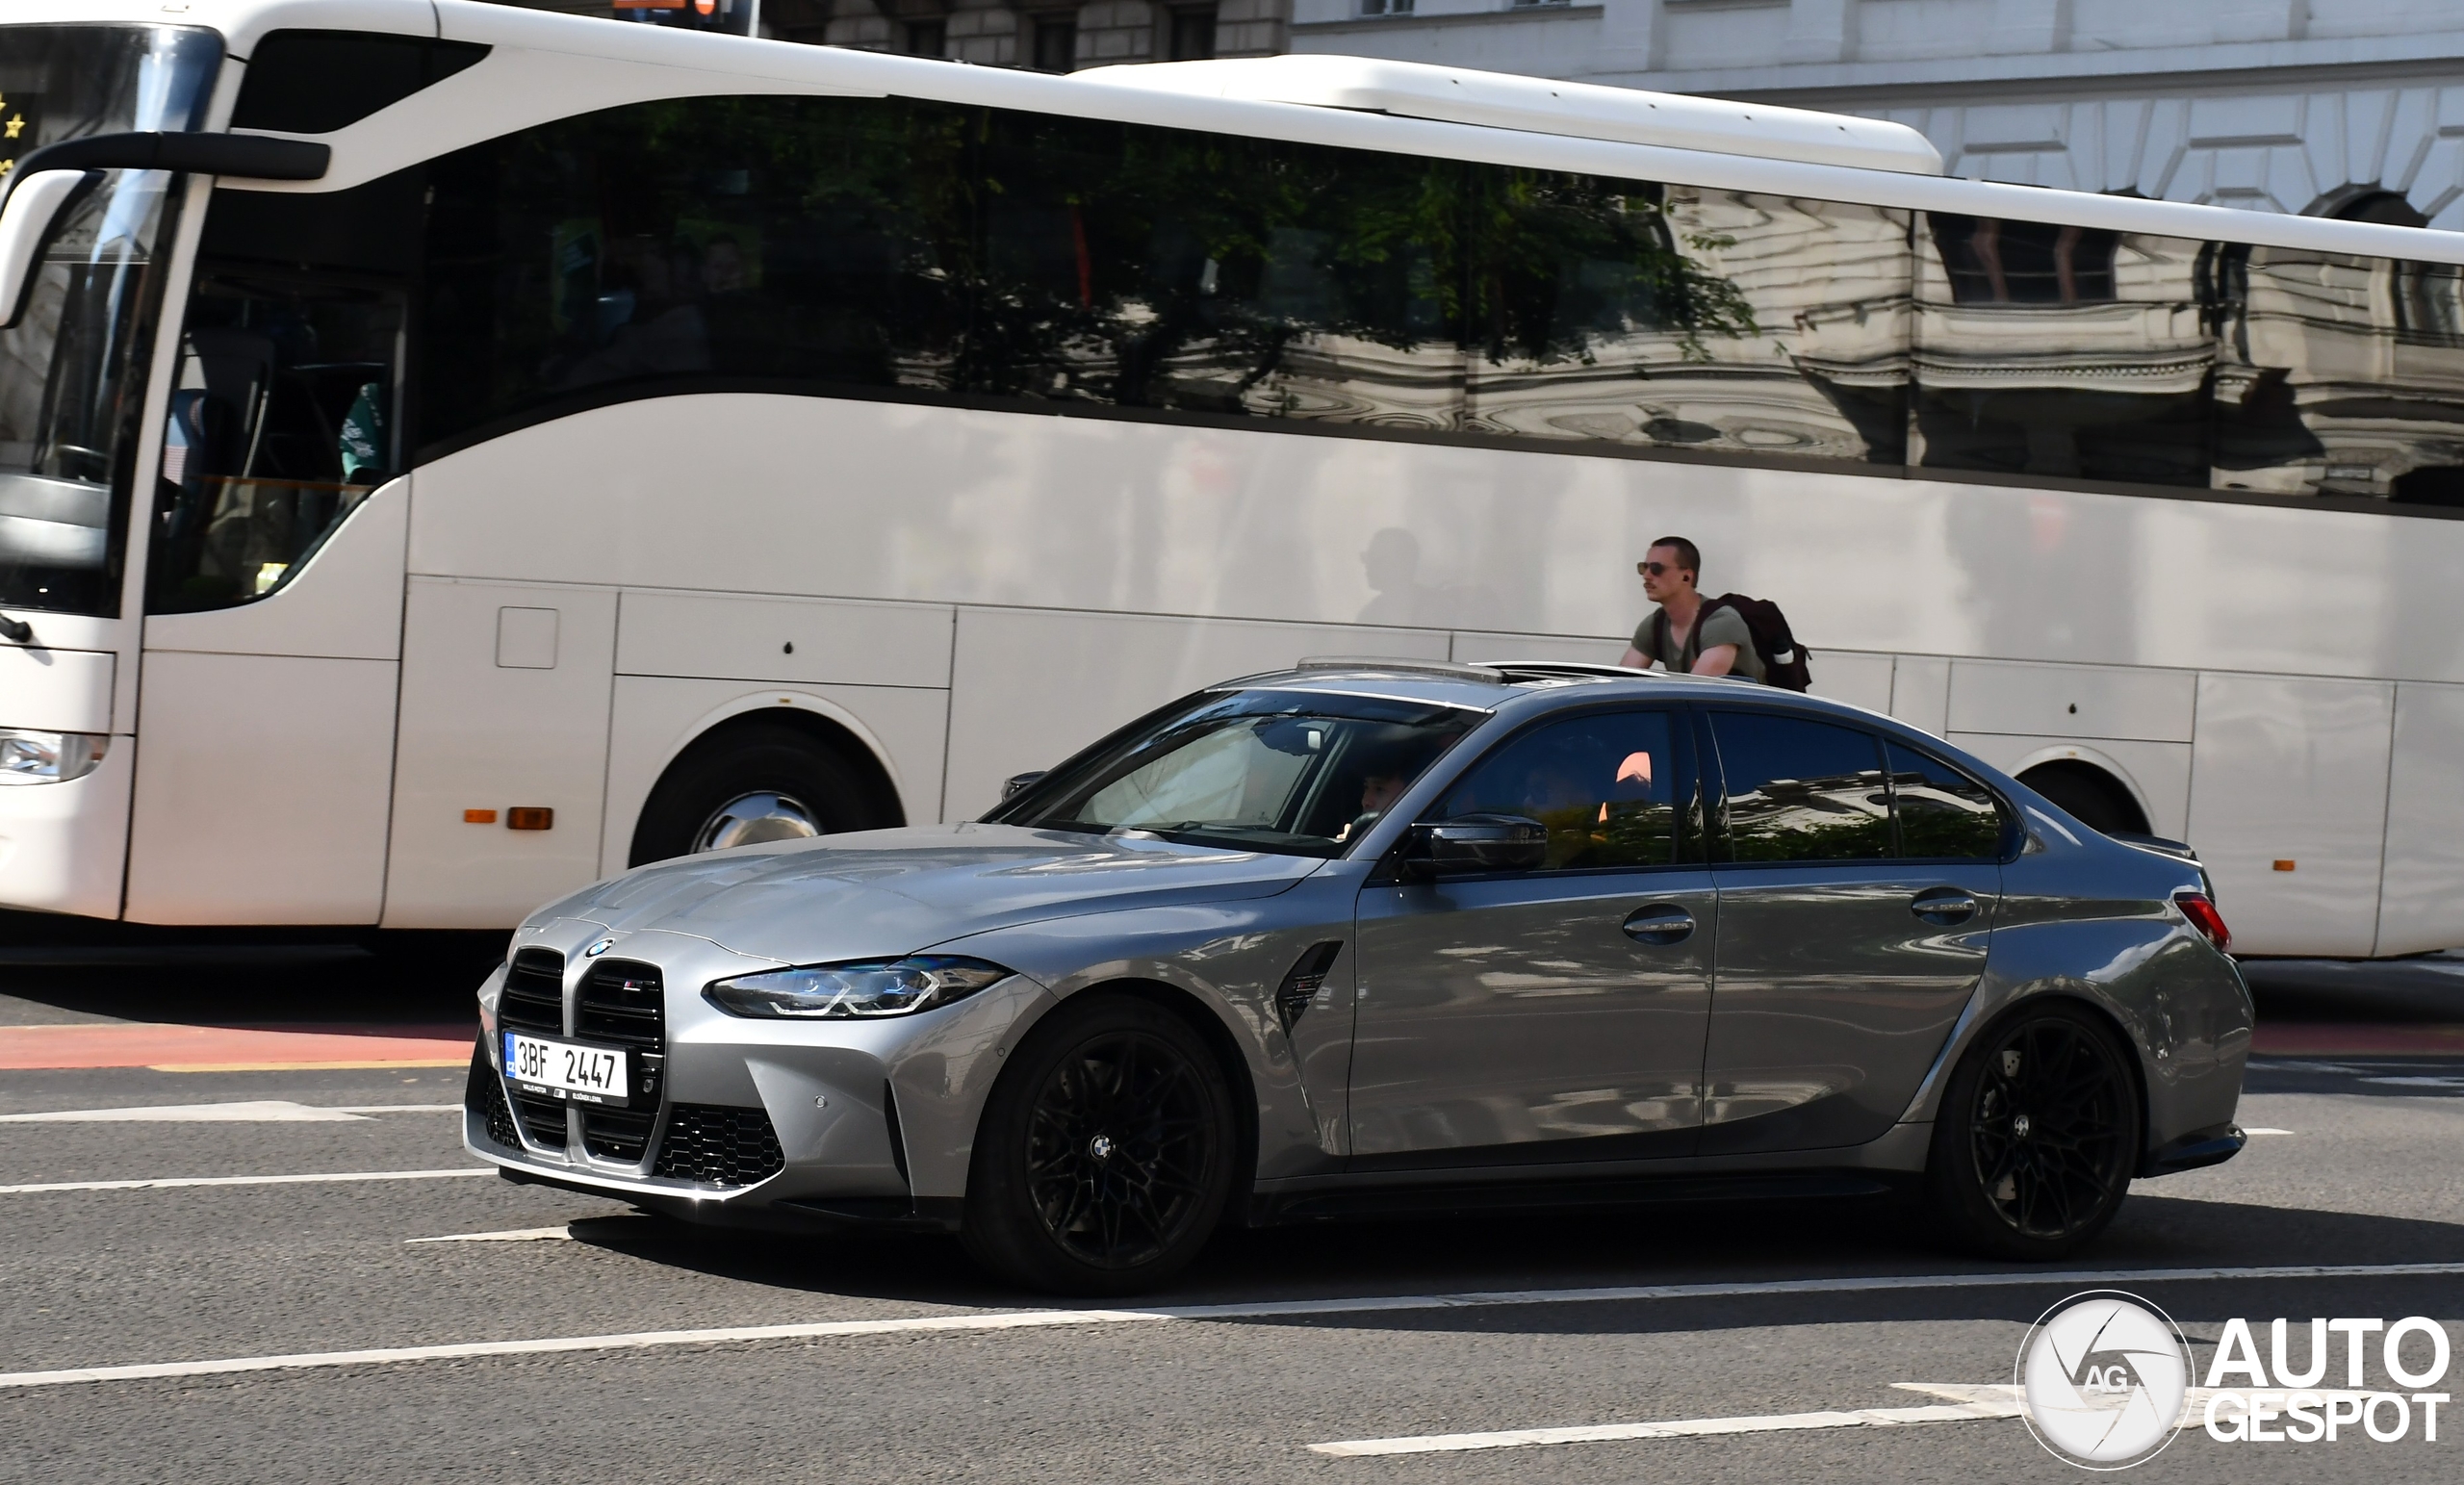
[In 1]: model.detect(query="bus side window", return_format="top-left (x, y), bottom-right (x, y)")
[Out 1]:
top-left (2213, 244), bottom-right (2464, 506)
top-left (149, 275), bottom-right (404, 613)
top-left (1911, 217), bottom-right (2212, 489)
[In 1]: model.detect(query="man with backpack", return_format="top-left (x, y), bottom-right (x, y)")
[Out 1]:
top-left (1617, 536), bottom-right (1813, 691)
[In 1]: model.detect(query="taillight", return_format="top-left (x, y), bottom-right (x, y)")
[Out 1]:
top-left (2175, 892), bottom-right (2231, 954)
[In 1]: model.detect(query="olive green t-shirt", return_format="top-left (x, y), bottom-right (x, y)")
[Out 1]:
top-left (1633, 603), bottom-right (1767, 681)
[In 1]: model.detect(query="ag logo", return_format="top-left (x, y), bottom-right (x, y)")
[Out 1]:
top-left (2018, 1291), bottom-right (2193, 1470)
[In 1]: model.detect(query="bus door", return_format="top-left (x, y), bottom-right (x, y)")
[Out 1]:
top-left (122, 260), bottom-right (410, 923)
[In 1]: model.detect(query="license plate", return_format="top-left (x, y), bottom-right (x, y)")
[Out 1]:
top-left (502, 1031), bottom-right (629, 1107)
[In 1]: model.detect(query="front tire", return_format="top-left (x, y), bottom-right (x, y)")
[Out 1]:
top-left (962, 995), bottom-right (1237, 1295)
top-left (1925, 1000), bottom-right (2142, 1261)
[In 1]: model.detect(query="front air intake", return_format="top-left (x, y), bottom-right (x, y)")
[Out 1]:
top-left (654, 1104), bottom-right (785, 1188)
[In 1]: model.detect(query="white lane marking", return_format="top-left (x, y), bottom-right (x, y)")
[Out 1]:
top-left (0, 1101), bottom-right (370, 1123)
top-left (406, 1226), bottom-right (574, 1244)
top-left (1311, 1396), bottom-right (2024, 1457)
top-left (2364, 1076), bottom-right (2464, 1088)
top-left (1906, 1383), bottom-right (2398, 1432)
top-left (2244, 1127), bottom-right (2297, 1135)
top-left (0, 1102), bottom-right (460, 1123)
top-left (7, 1260), bottom-right (2464, 1391)
top-left (0, 1168), bottom-right (493, 1195)
top-left (1319, 1383), bottom-right (2424, 1457)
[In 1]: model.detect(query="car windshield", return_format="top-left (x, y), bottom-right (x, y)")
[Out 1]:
top-left (0, 23), bottom-right (219, 615)
top-left (992, 689), bottom-right (1483, 858)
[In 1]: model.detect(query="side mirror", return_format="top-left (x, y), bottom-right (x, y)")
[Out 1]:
top-left (1400, 815), bottom-right (1548, 880)
top-left (1001, 770), bottom-right (1048, 800)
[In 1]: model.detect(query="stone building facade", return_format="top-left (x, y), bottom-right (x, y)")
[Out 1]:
top-left (1283, 0), bottom-right (2464, 230)
top-left (573, 0), bottom-right (1291, 68)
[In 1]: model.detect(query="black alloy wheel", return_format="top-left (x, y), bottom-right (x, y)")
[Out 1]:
top-left (1927, 1001), bottom-right (2142, 1261)
top-left (963, 996), bottom-right (1235, 1294)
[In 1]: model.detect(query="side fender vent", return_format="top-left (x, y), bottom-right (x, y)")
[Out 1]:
top-left (1275, 940), bottom-right (1347, 1034)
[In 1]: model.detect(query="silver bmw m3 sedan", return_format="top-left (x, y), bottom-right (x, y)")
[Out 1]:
top-left (464, 659), bottom-right (2252, 1293)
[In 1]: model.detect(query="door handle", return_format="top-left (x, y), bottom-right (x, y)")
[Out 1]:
top-left (1912, 888), bottom-right (1980, 925)
top-left (1622, 905), bottom-right (1695, 945)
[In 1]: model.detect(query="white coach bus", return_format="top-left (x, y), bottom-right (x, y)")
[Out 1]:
top-left (3, 2), bottom-right (2461, 958)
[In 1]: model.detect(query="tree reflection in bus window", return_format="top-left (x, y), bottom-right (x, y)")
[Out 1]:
top-left (1707, 712), bottom-right (1891, 863)
top-left (1469, 189), bottom-right (1912, 467)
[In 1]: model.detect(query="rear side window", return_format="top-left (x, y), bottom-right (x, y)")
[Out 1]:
top-left (1885, 740), bottom-right (2010, 860)
top-left (1706, 712), bottom-right (1891, 862)
top-left (1438, 709), bottom-right (1692, 870)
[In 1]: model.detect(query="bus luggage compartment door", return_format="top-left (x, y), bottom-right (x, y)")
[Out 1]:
top-left (382, 579), bottom-right (616, 929)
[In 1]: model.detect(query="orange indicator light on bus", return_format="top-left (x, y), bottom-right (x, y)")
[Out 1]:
top-left (464, 808), bottom-right (498, 824)
top-left (507, 807), bottom-right (554, 832)
top-left (2273, 859), bottom-right (2296, 872)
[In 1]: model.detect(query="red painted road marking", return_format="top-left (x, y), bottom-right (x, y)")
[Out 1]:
top-left (0, 1023), bottom-right (477, 1071)
top-left (2251, 1022), bottom-right (2464, 1058)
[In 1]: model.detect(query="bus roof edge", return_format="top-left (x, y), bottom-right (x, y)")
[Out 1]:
top-left (1072, 55), bottom-right (1946, 177)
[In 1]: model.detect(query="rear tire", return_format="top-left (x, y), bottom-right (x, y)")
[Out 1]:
top-left (1925, 1000), bottom-right (2142, 1262)
top-left (962, 995), bottom-right (1237, 1295)
top-left (629, 722), bottom-right (897, 866)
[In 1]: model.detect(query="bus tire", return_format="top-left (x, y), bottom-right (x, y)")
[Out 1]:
top-left (628, 721), bottom-right (897, 866)
top-left (2017, 761), bottom-right (2148, 836)
top-left (961, 994), bottom-right (1236, 1295)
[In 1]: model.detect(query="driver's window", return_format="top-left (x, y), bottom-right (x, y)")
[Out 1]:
top-left (147, 272), bottom-right (403, 612)
top-left (1436, 710), bottom-right (1688, 870)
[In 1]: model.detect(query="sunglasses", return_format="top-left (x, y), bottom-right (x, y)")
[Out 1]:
top-left (1638, 561), bottom-right (1680, 576)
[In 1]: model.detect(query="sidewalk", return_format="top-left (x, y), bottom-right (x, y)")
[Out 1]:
top-left (0, 1021), bottom-right (477, 1072)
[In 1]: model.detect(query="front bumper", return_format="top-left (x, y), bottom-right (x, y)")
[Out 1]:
top-left (461, 919), bottom-right (1051, 1230)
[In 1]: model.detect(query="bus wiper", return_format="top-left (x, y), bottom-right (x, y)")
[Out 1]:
top-left (0, 611), bottom-right (32, 644)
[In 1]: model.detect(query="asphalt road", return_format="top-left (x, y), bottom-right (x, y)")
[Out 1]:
top-left (3, 944), bottom-right (2461, 1483)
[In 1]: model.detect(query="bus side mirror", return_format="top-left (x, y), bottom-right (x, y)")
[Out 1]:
top-left (0, 171), bottom-right (92, 329)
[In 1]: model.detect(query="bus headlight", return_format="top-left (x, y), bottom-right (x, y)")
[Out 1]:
top-left (0, 729), bottom-right (109, 784)
top-left (704, 957), bottom-right (1013, 1019)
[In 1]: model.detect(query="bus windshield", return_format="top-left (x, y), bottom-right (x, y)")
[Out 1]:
top-left (0, 24), bottom-right (218, 617)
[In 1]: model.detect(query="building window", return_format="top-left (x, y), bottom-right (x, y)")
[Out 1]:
top-left (1929, 215), bottom-right (2118, 305)
top-left (903, 19), bottom-right (946, 56)
top-left (1032, 15), bottom-right (1077, 71)
top-left (1359, 0), bottom-right (1415, 13)
top-left (1167, 6), bottom-right (1217, 61)
top-left (1507, 0), bottom-right (1572, 8)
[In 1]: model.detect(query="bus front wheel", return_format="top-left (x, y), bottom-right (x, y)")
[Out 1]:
top-left (629, 722), bottom-right (899, 866)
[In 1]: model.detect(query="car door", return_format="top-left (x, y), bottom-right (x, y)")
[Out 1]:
top-left (1698, 710), bottom-right (2004, 1155)
top-left (1348, 705), bottom-right (1715, 1165)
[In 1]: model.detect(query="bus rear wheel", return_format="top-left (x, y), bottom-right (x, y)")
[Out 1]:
top-left (2017, 761), bottom-right (2148, 836)
top-left (629, 722), bottom-right (898, 866)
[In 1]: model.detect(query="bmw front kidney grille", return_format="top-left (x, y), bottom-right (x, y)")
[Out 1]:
top-left (577, 959), bottom-right (666, 1162)
top-left (498, 949), bottom-right (569, 1149)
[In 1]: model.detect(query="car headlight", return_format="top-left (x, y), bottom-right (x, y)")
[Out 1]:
top-left (0, 729), bottom-right (108, 784)
top-left (703, 956), bottom-right (1014, 1019)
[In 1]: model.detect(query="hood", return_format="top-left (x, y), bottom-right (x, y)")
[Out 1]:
top-left (539, 823), bottom-right (1326, 964)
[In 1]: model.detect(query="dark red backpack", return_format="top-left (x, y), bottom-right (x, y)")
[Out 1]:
top-left (1647, 594), bottom-right (1813, 692)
